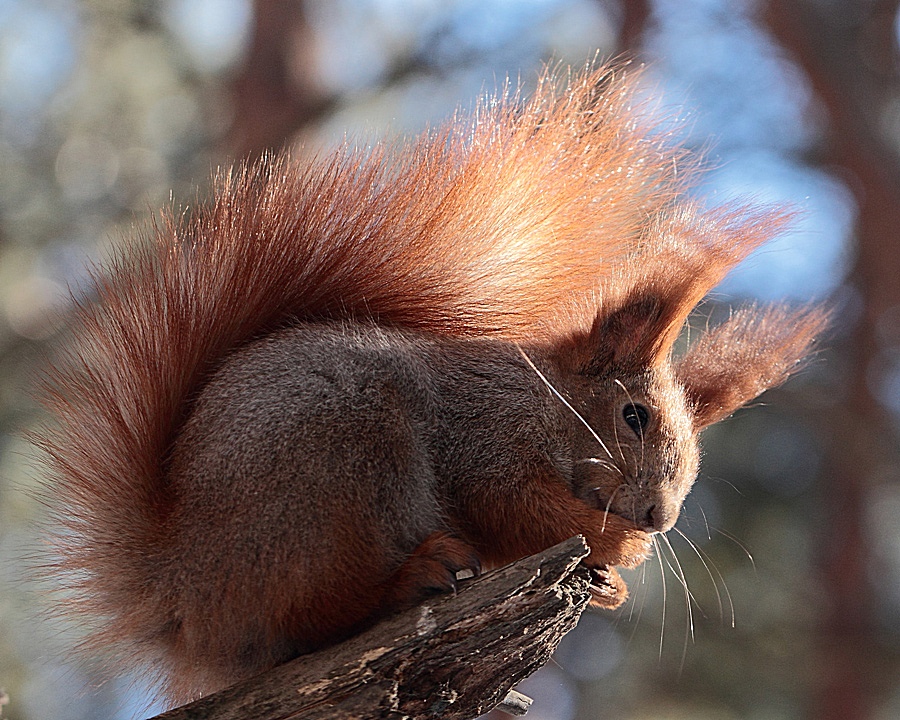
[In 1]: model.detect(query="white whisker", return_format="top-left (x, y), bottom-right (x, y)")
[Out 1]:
top-left (713, 528), bottom-right (756, 571)
top-left (600, 486), bottom-right (620, 534)
top-left (673, 527), bottom-right (736, 628)
top-left (575, 457), bottom-right (619, 474)
top-left (658, 533), bottom-right (695, 672)
top-left (696, 504), bottom-right (713, 542)
top-left (627, 557), bottom-right (650, 626)
top-left (654, 535), bottom-right (667, 660)
top-left (517, 345), bottom-right (616, 462)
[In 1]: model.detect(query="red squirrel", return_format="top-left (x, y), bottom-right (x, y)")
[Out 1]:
top-left (35, 63), bottom-right (826, 705)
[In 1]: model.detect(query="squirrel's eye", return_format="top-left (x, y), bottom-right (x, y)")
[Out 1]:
top-left (623, 403), bottom-right (650, 434)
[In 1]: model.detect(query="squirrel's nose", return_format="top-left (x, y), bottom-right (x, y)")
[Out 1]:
top-left (638, 502), bottom-right (676, 533)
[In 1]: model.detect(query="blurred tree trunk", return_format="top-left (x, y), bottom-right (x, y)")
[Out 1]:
top-left (227, 0), bottom-right (327, 159)
top-left (617, 0), bottom-right (650, 52)
top-left (765, 1), bottom-right (900, 718)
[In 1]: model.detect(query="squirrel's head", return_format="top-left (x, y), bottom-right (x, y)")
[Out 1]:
top-left (549, 293), bottom-right (703, 533)
top-left (545, 209), bottom-right (828, 536)
top-left (568, 359), bottom-right (700, 534)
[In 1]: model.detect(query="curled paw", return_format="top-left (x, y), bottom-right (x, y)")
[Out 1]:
top-left (588, 513), bottom-right (653, 569)
top-left (385, 532), bottom-right (482, 609)
top-left (613, 529), bottom-right (653, 569)
top-left (587, 565), bottom-right (629, 609)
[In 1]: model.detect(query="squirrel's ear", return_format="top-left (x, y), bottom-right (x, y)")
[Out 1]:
top-left (676, 304), bottom-right (828, 428)
top-left (586, 290), bottom-right (695, 370)
top-left (584, 204), bottom-right (792, 372)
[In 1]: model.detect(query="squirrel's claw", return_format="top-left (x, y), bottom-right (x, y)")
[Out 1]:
top-left (587, 565), bottom-right (629, 609)
top-left (383, 532), bottom-right (482, 609)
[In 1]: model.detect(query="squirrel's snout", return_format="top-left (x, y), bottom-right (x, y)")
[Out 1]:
top-left (604, 491), bottom-right (679, 534)
top-left (593, 489), bottom-right (679, 533)
top-left (635, 502), bottom-right (677, 533)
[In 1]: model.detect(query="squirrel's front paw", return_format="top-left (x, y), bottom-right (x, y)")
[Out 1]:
top-left (587, 565), bottom-right (629, 609)
top-left (613, 529), bottom-right (653, 569)
top-left (583, 529), bottom-right (652, 609)
top-left (385, 532), bottom-right (482, 609)
top-left (585, 515), bottom-right (653, 570)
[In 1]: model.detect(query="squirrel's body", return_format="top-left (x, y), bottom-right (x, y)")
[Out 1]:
top-left (36, 63), bottom-right (826, 705)
top-left (136, 322), bottom-right (659, 694)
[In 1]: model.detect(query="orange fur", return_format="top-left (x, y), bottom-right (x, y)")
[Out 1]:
top-left (677, 304), bottom-right (828, 426)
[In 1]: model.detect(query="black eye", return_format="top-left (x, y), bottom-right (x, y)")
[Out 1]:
top-left (623, 403), bottom-right (650, 434)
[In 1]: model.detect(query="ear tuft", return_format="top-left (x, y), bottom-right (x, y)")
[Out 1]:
top-left (585, 204), bottom-right (793, 371)
top-left (676, 304), bottom-right (829, 427)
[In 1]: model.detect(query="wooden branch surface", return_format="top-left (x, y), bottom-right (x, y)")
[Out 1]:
top-left (151, 536), bottom-right (593, 720)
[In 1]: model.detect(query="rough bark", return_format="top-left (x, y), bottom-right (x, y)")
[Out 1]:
top-left (151, 537), bottom-right (594, 720)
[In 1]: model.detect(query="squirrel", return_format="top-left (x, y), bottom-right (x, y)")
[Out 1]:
top-left (34, 63), bottom-right (826, 706)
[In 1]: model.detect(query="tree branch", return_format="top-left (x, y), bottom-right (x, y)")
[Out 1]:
top-left (150, 536), bottom-right (594, 720)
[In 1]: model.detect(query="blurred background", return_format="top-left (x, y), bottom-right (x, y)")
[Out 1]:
top-left (0, 0), bottom-right (898, 718)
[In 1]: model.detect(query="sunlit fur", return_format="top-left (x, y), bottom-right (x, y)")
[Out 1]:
top-left (33, 61), bottom-right (827, 705)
